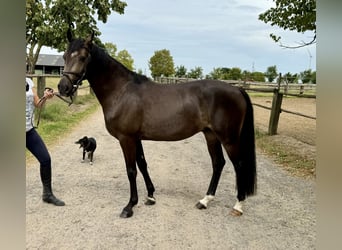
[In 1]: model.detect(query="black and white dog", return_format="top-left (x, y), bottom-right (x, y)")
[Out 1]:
top-left (75, 136), bottom-right (97, 165)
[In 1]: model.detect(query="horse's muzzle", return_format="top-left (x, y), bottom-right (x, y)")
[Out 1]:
top-left (58, 77), bottom-right (72, 97)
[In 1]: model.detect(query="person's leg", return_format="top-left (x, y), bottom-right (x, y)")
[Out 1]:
top-left (26, 129), bottom-right (65, 206)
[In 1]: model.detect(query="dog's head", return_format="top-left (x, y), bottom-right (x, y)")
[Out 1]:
top-left (75, 136), bottom-right (88, 148)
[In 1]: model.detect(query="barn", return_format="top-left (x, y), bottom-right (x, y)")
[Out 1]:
top-left (33, 54), bottom-right (64, 75)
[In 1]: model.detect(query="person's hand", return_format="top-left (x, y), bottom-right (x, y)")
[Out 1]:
top-left (43, 88), bottom-right (54, 99)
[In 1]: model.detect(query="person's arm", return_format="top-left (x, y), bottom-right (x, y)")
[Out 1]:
top-left (33, 87), bottom-right (54, 108)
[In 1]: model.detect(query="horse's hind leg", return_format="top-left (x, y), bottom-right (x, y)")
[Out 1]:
top-left (136, 140), bottom-right (156, 205)
top-left (223, 143), bottom-right (246, 216)
top-left (196, 130), bottom-right (225, 209)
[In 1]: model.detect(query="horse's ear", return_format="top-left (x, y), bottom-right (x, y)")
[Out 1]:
top-left (85, 30), bottom-right (95, 48)
top-left (67, 28), bottom-right (73, 42)
top-left (85, 30), bottom-right (94, 43)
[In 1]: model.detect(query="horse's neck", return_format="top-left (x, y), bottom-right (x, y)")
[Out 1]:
top-left (86, 52), bottom-right (130, 103)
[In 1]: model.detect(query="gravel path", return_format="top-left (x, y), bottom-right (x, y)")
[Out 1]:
top-left (26, 107), bottom-right (316, 249)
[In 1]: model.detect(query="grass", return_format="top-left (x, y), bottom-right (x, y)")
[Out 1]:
top-left (37, 94), bottom-right (99, 144)
top-left (255, 129), bottom-right (316, 178)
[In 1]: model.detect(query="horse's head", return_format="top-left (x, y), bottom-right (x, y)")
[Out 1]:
top-left (58, 30), bottom-right (94, 97)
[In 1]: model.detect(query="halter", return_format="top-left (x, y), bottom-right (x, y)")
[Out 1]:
top-left (61, 45), bottom-right (91, 104)
top-left (62, 70), bottom-right (86, 96)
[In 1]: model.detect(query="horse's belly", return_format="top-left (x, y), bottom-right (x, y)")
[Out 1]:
top-left (140, 119), bottom-right (202, 141)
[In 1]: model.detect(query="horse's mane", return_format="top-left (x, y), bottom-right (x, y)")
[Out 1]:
top-left (85, 40), bottom-right (149, 85)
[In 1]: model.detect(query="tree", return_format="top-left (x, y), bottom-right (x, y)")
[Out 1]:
top-left (265, 65), bottom-right (278, 83)
top-left (149, 49), bottom-right (175, 78)
top-left (104, 42), bottom-right (118, 58)
top-left (300, 69), bottom-right (313, 83)
top-left (220, 68), bottom-right (232, 80)
top-left (104, 42), bottom-right (134, 70)
top-left (230, 67), bottom-right (242, 80)
top-left (187, 67), bottom-right (203, 79)
top-left (207, 68), bottom-right (222, 80)
top-left (311, 71), bottom-right (316, 84)
top-left (259, 0), bottom-right (316, 48)
top-left (175, 65), bottom-right (187, 78)
top-left (251, 72), bottom-right (266, 82)
top-left (116, 50), bottom-right (134, 71)
top-left (26, 0), bottom-right (127, 73)
top-left (283, 72), bottom-right (298, 83)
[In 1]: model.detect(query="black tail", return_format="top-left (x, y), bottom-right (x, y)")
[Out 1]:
top-left (237, 88), bottom-right (257, 197)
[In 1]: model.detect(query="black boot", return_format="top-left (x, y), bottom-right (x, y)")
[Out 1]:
top-left (40, 166), bottom-right (65, 206)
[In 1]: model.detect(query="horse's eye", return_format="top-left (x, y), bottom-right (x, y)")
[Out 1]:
top-left (80, 56), bottom-right (87, 62)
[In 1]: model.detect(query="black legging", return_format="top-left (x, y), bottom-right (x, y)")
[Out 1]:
top-left (26, 128), bottom-right (51, 169)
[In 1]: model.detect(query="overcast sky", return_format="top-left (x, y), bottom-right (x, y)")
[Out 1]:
top-left (41, 0), bottom-right (316, 77)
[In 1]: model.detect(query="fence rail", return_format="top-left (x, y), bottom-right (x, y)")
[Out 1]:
top-left (155, 76), bottom-right (316, 97)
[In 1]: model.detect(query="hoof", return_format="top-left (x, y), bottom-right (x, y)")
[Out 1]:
top-left (144, 197), bottom-right (156, 206)
top-left (90, 162), bottom-right (93, 165)
top-left (120, 209), bottom-right (133, 218)
top-left (195, 201), bottom-right (207, 210)
top-left (230, 209), bottom-right (243, 217)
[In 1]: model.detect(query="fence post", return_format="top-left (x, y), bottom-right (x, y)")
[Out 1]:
top-left (37, 76), bottom-right (46, 98)
top-left (268, 88), bottom-right (283, 135)
top-left (277, 73), bottom-right (282, 91)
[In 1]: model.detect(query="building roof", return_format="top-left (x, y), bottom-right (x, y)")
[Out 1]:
top-left (36, 54), bottom-right (64, 67)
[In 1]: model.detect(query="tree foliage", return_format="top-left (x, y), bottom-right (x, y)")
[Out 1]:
top-left (104, 42), bottom-right (118, 58)
top-left (265, 65), bottom-right (278, 83)
top-left (149, 49), bottom-right (175, 78)
top-left (245, 71), bottom-right (266, 82)
top-left (104, 42), bottom-right (134, 70)
top-left (259, 0), bottom-right (316, 48)
top-left (300, 69), bottom-right (314, 84)
top-left (230, 67), bottom-right (242, 80)
top-left (187, 67), bottom-right (203, 79)
top-left (207, 68), bottom-right (222, 80)
top-left (116, 50), bottom-right (134, 71)
top-left (207, 67), bottom-right (244, 81)
top-left (26, 0), bottom-right (127, 73)
top-left (175, 65), bottom-right (187, 78)
top-left (283, 72), bottom-right (299, 83)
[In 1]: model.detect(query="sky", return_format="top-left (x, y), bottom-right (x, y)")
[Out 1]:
top-left (41, 0), bottom-right (316, 77)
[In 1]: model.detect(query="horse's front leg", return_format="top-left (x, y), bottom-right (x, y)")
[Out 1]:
top-left (119, 137), bottom-right (138, 218)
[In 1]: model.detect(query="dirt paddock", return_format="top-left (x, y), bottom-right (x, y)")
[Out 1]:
top-left (251, 95), bottom-right (316, 145)
top-left (250, 95), bottom-right (316, 164)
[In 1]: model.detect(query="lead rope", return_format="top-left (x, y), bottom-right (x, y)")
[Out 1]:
top-left (31, 87), bottom-right (73, 128)
top-left (31, 95), bottom-right (47, 129)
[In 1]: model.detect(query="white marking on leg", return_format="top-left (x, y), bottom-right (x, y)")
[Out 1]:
top-left (199, 195), bottom-right (215, 208)
top-left (233, 200), bottom-right (244, 213)
top-left (146, 196), bottom-right (156, 203)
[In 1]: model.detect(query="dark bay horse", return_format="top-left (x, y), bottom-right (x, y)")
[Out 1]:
top-left (58, 31), bottom-right (257, 218)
